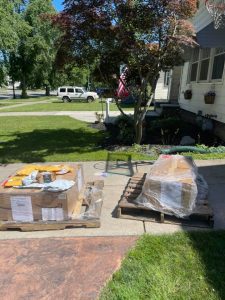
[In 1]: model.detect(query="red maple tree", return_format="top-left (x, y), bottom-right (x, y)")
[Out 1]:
top-left (55, 0), bottom-right (198, 144)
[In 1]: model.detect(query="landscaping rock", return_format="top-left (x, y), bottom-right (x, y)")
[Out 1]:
top-left (180, 136), bottom-right (195, 146)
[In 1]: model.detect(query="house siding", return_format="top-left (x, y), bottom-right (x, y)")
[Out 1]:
top-left (169, 66), bottom-right (182, 101)
top-left (179, 62), bottom-right (225, 123)
top-left (154, 71), bottom-right (169, 100)
top-left (179, 1), bottom-right (225, 125)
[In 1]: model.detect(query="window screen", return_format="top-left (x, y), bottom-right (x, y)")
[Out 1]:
top-left (215, 48), bottom-right (225, 55)
top-left (212, 52), bottom-right (225, 80)
top-left (192, 48), bottom-right (200, 62)
top-left (201, 48), bottom-right (211, 59)
top-left (189, 48), bottom-right (200, 82)
top-left (199, 49), bottom-right (210, 81)
top-left (199, 59), bottom-right (210, 80)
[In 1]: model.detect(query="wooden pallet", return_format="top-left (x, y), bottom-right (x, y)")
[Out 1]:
top-left (117, 173), bottom-right (214, 228)
top-left (0, 180), bottom-right (103, 232)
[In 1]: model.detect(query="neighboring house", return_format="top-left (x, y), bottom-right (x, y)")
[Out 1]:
top-left (179, 0), bottom-right (225, 139)
top-left (154, 68), bottom-right (182, 103)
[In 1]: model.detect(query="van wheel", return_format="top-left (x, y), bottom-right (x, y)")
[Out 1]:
top-left (62, 96), bottom-right (71, 103)
top-left (87, 96), bottom-right (94, 103)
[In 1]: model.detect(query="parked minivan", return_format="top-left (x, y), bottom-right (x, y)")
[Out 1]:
top-left (57, 86), bottom-right (99, 102)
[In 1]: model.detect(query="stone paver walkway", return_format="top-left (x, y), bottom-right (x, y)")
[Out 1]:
top-left (0, 236), bottom-right (137, 300)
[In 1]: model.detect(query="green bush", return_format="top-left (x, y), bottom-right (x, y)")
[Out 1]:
top-left (114, 115), bottom-right (135, 145)
top-left (145, 116), bottom-right (206, 145)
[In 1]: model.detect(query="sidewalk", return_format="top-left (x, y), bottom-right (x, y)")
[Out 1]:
top-left (0, 159), bottom-right (224, 240)
top-left (0, 111), bottom-right (133, 122)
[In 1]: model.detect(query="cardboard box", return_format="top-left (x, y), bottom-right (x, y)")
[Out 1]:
top-left (0, 164), bottom-right (85, 222)
top-left (138, 155), bottom-right (198, 217)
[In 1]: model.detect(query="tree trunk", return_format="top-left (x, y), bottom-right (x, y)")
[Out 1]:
top-left (133, 80), bottom-right (158, 144)
top-left (12, 81), bottom-right (16, 99)
top-left (135, 119), bottom-right (143, 144)
top-left (45, 85), bottom-right (50, 96)
top-left (21, 75), bottom-right (27, 98)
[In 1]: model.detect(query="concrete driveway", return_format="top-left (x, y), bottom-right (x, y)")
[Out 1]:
top-left (0, 159), bottom-right (224, 240)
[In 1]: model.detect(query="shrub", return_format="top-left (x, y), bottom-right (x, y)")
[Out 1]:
top-left (114, 115), bottom-right (135, 145)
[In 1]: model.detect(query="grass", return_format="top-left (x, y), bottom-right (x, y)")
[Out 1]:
top-left (0, 99), bottom-right (137, 112)
top-left (180, 151), bottom-right (225, 160)
top-left (0, 96), bottom-right (53, 103)
top-left (0, 116), bottom-right (151, 163)
top-left (0, 103), bottom-right (19, 107)
top-left (100, 231), bottom-right (225, 300)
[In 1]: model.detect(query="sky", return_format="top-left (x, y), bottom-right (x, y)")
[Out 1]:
top-left (52, 0), bottom-right (64, 11)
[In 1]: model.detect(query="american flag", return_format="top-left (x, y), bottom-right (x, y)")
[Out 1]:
top-left (116, 67), bottom-right (130, 98)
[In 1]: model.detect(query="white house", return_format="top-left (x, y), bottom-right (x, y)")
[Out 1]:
top-left (179, 0), bottom-right (225, 139)
top-left (154, 68), bottom-right (182, 102)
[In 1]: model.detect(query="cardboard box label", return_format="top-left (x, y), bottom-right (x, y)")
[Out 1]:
top-left (58, 194), bottom-right (66, 200)
top-left (41, 208), bottom-right (64, 221)
top-left (10, 196), bottom-right (33, 222)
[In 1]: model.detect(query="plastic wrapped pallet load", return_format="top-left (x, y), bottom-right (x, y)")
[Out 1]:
top-left (135, 155), bottom-right (208, 218)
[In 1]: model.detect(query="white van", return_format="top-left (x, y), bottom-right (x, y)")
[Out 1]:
top-left (57, 86), bottom-right (99, 102)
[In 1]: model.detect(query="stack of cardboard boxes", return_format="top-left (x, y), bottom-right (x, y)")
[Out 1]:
top-left (0, 164), bottom-right (84, 223)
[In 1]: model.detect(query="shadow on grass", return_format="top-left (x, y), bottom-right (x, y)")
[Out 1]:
top-left (187, 231), bottom-right (225, 299)
top-left (0, 128), bottom-right (105, 163)
top-left (183, 164), bottom-right (225, 299)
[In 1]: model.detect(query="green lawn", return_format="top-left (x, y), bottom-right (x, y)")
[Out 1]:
top-left (0, 96), bottom-right (53, 103)
top-left (0, 99), bottom-right (136, 112)
top-left (101, 231), bottom-right (225, 300)
top-left (0, 114), bottom-right (223, 162)
top-left (0, 103), bottom-right (19, 107)
top-left (180, 151), bottom-right (225, 160)
top-left (0, 116), bottom-right (150, 163)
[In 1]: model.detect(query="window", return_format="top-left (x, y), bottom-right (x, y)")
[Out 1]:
top-left (67, 88), bottom-right (74, 93)
top-left (164, 71), bottom-right (170, 86)
top-left (199, 48), bottom-right (210, 81)
top-left (211, 48), bottom-right (225, 80)
top-left (75, 88), bottom-right (83, 93)
top-left (60, 88), bottom-right (66, 93)
top-left (190, 48), bottom-right (199, 82)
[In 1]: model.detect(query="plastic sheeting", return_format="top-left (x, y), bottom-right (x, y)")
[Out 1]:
top-left (135, 155), bottom-right (208, 218)
top-left (77, 184), bottom-right (103, 220)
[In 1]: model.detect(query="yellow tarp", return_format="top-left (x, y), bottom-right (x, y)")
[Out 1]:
top-left (16, 165), bottom-right (72, 176)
